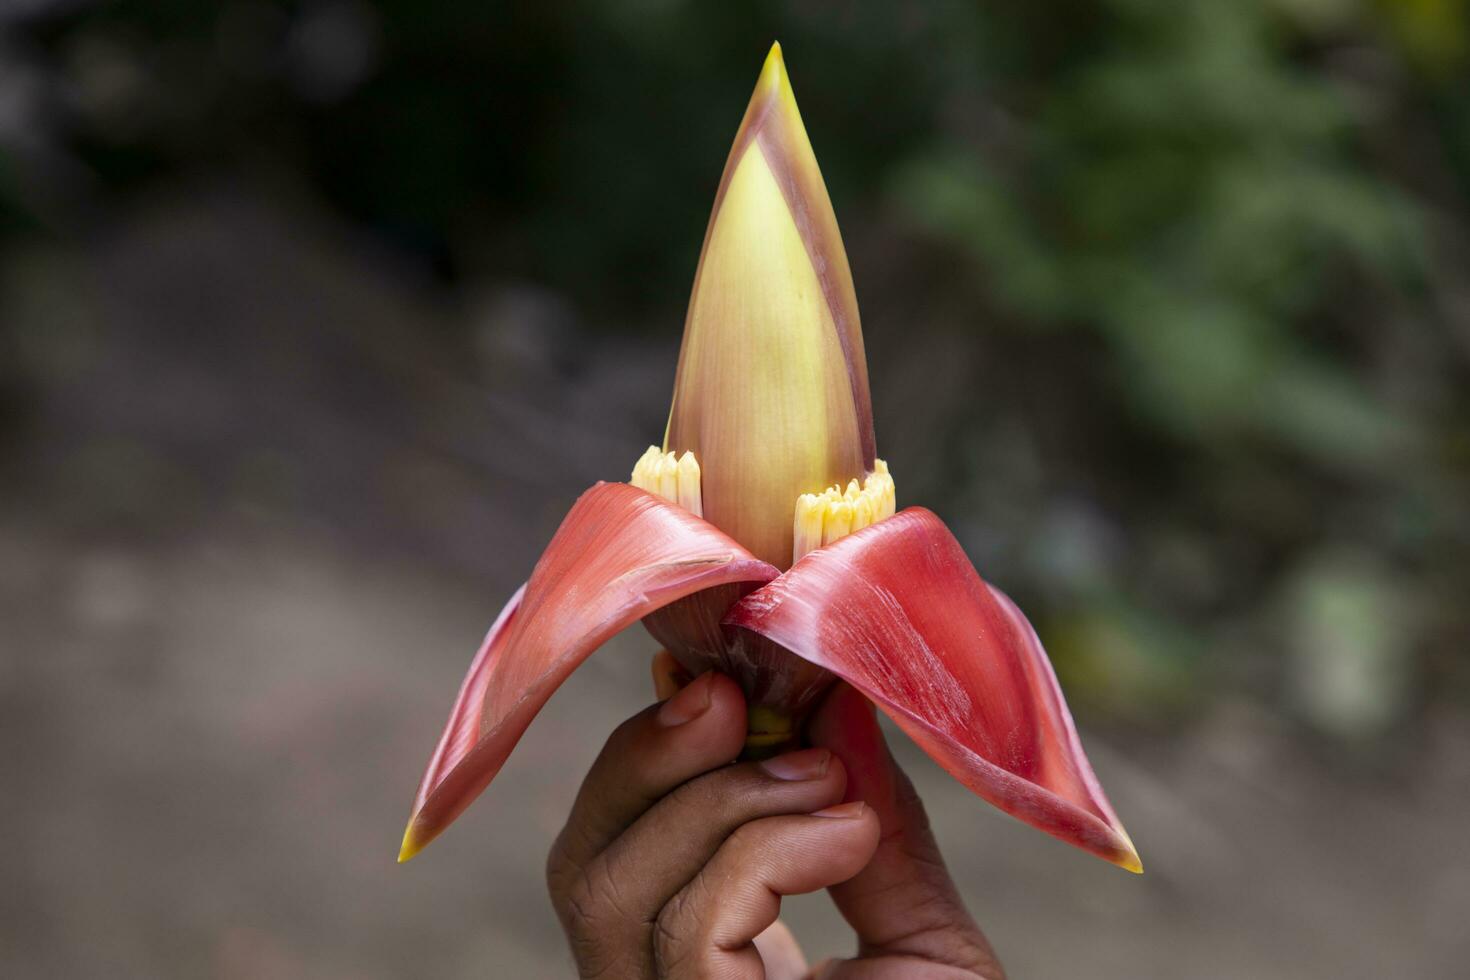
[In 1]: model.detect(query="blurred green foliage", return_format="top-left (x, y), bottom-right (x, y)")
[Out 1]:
top-left (903, 0), bottom-right (1423, 454)
top-left (3, 0), bottom-right (1467, 730)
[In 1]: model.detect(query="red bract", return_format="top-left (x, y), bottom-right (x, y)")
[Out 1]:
top-left (724, 509), bottom-right (1140, 871)
top-left (399, 43), bottom-right (1141, 873)
top-left (400, 483), bottom-right (776, 860)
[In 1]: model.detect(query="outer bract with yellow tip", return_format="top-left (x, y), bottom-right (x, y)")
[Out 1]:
top-left (398, 483), bottom-right (776, 862)
top-left (727, 509), bottom-right (1142, 871)
top-left (399, 43), bottom-right (1143, 876)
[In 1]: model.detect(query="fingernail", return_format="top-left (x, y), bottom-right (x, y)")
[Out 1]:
top-left (811, 801), bottom-right (867, 820)
top-left (759, 748), bottom-right (831, 782)
top-left (657, 671), bottom-right (712, 727)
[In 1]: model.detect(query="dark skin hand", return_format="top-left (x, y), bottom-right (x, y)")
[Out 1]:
top-left (545, 662), bottom-right (1005, 978)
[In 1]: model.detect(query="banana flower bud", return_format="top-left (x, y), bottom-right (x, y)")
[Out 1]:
top-left (399, 44), bottom-right (1141, 875)
top-left (664, 43), bottom-right (874, 571)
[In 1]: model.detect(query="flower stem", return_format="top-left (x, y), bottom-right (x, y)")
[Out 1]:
top-left (742, 704), bottom-right (799, 759)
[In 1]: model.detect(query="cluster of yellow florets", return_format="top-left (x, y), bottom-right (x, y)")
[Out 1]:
top-left (792, 460), bottom-right (895, 562)
top-left (630, 446), bottom-right (703, 518)
top-left (631, 447), bottom-right (896, 563)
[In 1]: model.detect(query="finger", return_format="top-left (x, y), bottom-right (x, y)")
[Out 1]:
top-left (655, 803), bottom-right (881, 979)
top-left (566, 747), bottom-right (848, 976)
top-left (808, 683), bottom-right (1004, 978)
top-left (652, 648), bottom-right (692, 701)
top-left (754, 920), bottom-right (808, 980)
top-left (548, 670), bottom-right (746, 885)
top-left (812, 957), bottom-right (987, 979)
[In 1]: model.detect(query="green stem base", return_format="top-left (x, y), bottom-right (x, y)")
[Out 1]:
top-left (740, 705), bottom-right (799, 760)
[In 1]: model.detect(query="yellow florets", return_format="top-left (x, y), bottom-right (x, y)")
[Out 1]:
top-left (630, 446), bottom-right (703, 518)
top-left (792, 459), bottom-right (895, 563)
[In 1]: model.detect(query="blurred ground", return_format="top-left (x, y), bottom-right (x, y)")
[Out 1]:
top-left (4, 190), bottom-right (1469, 978)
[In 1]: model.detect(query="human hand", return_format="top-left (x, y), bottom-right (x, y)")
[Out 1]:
top-left (544, 658), bottom-right (1004, 978)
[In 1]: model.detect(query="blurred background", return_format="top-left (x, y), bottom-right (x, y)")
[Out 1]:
top-left (3, 1), bottom-right (1468, 977)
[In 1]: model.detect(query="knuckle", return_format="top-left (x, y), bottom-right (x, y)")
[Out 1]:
top-left (652, 883), bottom-right (704, 975)
top-left (577, 855), bottom-right (636, 926)
top-left (652, 913), bottom-right (688, 974)
top-left (549, 849), bottom-right (638, 952)
top-left (566, 928), bottom-right (626, 980)
top-left (558, 868), bottom-right (637, 979)
top-left (902, 889), bottom-right (972, 938)
top-left (545, 830), bottom-right (588, 914)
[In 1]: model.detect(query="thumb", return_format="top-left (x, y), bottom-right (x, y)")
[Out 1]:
top-left (808, 683), bottom-right (1005, 979)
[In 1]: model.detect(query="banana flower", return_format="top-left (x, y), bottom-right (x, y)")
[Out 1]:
top-left (400, 44), bottom-right (1141, 873)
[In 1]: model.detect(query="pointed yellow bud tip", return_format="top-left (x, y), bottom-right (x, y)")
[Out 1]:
top-left (756, 41), bottom-right (792, 105)
top-left (631, 446), bottom-right (703, 518)
top-left (664, 44), bottom-right (877, 569)
top-left (398, 822), bottom-right (422, 863)
top-left (792, 459), bottom-right (896, 562)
